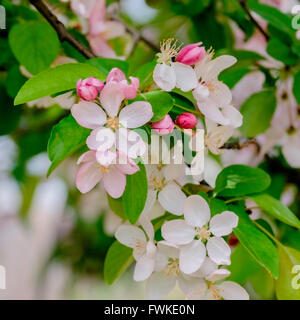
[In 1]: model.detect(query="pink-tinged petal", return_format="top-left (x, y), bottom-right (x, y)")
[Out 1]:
top-left (106, 68), bottom-right (126, 83)
top-left (119, 101), bottom-right (153, 128)
top-left (102, 166), bottom-right (126, 198)
top-left (77, 150), bottom-right (96, 164)
top-left (71, 0), bottom-right (95, 18)
top-left (76, 161), bottom-right (103, 194)
top-left (117, 127), bottom-right (146, 159)
top-left (101, 21), bottom-right (126, 40)
top-left (83, 77), bottom-right (104, 91)
top-left (179, 240), bottom-right (206, 274)
top-left (151, 115), bottom-right (175, 135)
top-left (89, 0), bottom-right (106, 35)
top-left (96, 149), bottom-right (117, 166)
top-left (100, 82), bottom-right (124, 117)
top-left (89, 35), bottom-right (117, 58)
top-left (71, 101), bottom-right (106, 129)
top-left (209, 211), bottom-right (238, 237)
top-left (86, 127), bottom-right (115, 151)
top-left (122, 77), bottom-right (140, 99)
top-left (115, 152), bottom-right (140, 175)
top-left (184, 195), bottom-right (210, 228)
top-left (161, 219), bottom-right (195, 245)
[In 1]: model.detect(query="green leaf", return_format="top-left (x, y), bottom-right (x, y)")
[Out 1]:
top-left (123, 163), bottom-right (148, 224)
top-left (5, 65), bottom-right (27, 98)
top-left (240, 90), bottom-right (276, 138)
top-left (219, 67), bottom-right (251, 89)
top-left (86, 58), bottom-right (129, 75)
top-left (135, 91), bottom-right (174, 122)
top-left (104, 241), bottom-right (134, 285)
top-left (47, 114), bottom-right (91, 176)
top-left (250, 194), bottom-right (300, 229)
top-left (9, 21), bottom-right (60, 75)
top-left (132, 60), bottom-right (156, 91)
top-left (230, 205), bottom-right (279, 279)
top-left (107, 195), bottom-right (126, 220)
top-left (267, 38), bottom-right (298, 65)
top-left (215, 165), bottom-right (271, 197)
top-left (276, 245), bottom-right (300, 300)
top-left (293, 70), bottom-right (300, 104)
top-left (15, 63), bottom-right (106, 105)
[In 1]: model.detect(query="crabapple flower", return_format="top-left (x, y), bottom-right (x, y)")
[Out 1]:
top-left (76, 77), bottom-right (104, 101)
top-left (151, 115), bottom-right (175, 135)
top-left (162, 195), bottom-right (238, 274)
top-left (281, 131), bottom-right (300, 168)
top-left (176, 42), bottom-right (206, 65)
top-left (193, 50), bottom-right (241, 126)
top-left (176, 113), bottom-right (198, 129)
top-left (153, 39), bottom-right (198, 92)
top-left (71, 81), bottom-right (153, 164)
top-left (115, 218), bottom-right (156, 281)
top-left (106, 68), bottom-right (140, 100)
top-left (186, 257), bottom-right (249, 300)
top-left (75, 150), bottom-right (139, 198)
top-left (88, 0), bottom-right (125, 58)
top-left (146, 242), bottom-right (201, 299)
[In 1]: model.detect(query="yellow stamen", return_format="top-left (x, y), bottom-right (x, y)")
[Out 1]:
top-left (157, 38), bottom-right (183, 64)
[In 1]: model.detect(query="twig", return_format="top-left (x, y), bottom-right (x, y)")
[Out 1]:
top-left (222, 139), bottom-right (259, 150)
top-left (238, 0), bottom-right (270, 41)
top-left (29, 0), bottom-right (96, 59)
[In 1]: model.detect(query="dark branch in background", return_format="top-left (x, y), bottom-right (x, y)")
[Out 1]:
top-left (29, 0), bottom-right (96, 59)
top-left (238, 0), bottom-right (270, 41)
top-left (222, 139), bottom-right (259, 151)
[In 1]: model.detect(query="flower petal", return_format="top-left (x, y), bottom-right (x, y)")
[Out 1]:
top-left (86, 127), bottom-right (115, 151)
top-left (206, 269), bottom-right (231, 282)
top-left (96, 149), bottom-right (116, 166)
top-left (161, 220), bottom-right (195, 245)
top-left (100, 82), bottom-right (124, 117)
top-left (158, 182), bottom-right (187, 215)
top-left (153, 63), bottom-right (176, 92)
top-left (102, 166), bottom-right (126, 198)
top-left (115, 225), bottom-right (146, 249)
top-left (119, 101), bottom-right (153, 128)
top-left (146, 272), bottom-right (176, 299)
top-left (179, 240), bottom-right (206, 274)
top-left (174, 62), bottom-right (198, 92)
top-left (77, 150), bottom-right (96, 164)
top-left (183, 195), bottom-right (210, 227)
top-left (207, 236), bottom-right (231, 265)
top-left (71, 101), bottom-right (106, 129)
top-left (134, 254), bottom-right (155, 281)
top-left (76, 161), bottom-right (102, 194)
top-left (209, 211), bottom-right (238, 237)
top-left (217, 281), bottom-right (249, 300)
top-left (222, 105), bottom-right (243, 128)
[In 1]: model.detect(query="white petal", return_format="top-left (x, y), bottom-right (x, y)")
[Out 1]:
top-left (115, 225), bottom-right (146, 249)
top-left (96, 149), bottom-right (116, 166)
top-left (119, 101), bottom-right (153, 128)
top-left (207, 236), bottom-right (231, 265)
top-left (117, 127), bottom-right (146, 159)
top-left (174, 62), bottom-right (198, 92)
top-left (134, 254), bottom-right (155, 281)
top-left (146, 272), bottom-right (176, 299)
top-left (193, 84), bottom-right (210, 102)
top-left (206, 55), bottom-right (237, 80)
top-left (71, 101), bottom-right (106, 129)
top-left (222, 105), bottom-right (243, 128)
top-left (185, 281), bottom-right (207, 300)
top-left (206, 269), bottom-right (231, 282)
top-left (217, 281), bottom-right (249, 300)
top-left (139, 216), bottom-right (154, 240)
top-left (158, 182), bottom-right (187, 215)
top-left (210, 80), bottom-right (232, 108)
top-left (209, 211), bottom-right (238, 237)
top-left (153, 63), bottom-right (176, 92)
top-left (161, 220), bottom-right (195, 245)
top-left (179, 240), bottom-right (206, 274)
top-left (193, 257), bottom-right (218, 278)
top-left (282, 133), bottom-right (300, 168)
top-left (183, 195), bottom-right (210, 227)
top-left (197, 98), bottom-right (230, 126)
top-left (178, 274), bottom-right (205, 294)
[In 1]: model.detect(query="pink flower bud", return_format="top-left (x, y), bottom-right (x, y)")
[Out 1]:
top-left (176, 113), bottom-right (198, 129)
top-left (176, 42), bottom-right (206, 65)
top-left (76, 77), bottom-right (104, 101)
top-left (151, 115), bottom-right (175, 135)
top-left (106, 68), bottom-right (126, 83)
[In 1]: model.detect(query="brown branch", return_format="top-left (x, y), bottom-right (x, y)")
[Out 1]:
top-left (29, 0), bottom-right (96, 59)
top-left (221, 139), bottom-right (259, 150)
top-left (238, 0), bottom-right (270, 41)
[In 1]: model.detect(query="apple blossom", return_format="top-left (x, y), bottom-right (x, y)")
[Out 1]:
top-left (176, 42), bottom-right (206, 65)
top-left (151, 115), bottom-right (175, 135)
top-left (153, 39), bottom-right (198, 92)
top-left (162, 195), bottom-right (238, 273)
top-left (176, 113), bottom-right (198, 129)
top-left (75, 150), bottom-right (139, 198)
top-left (76, 77), bottom-right (104, 101)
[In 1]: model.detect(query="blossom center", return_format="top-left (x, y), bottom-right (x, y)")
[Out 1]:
top-left (165, 258), bottom-right (180, 277)
top-left (107, 117), bottom-right (119, 129)
top-left (157, 38), bottom-right (182, 64)
top-left (135, 239), bottom-right (146, 255)
top-left (196, 226), bottom-right (211, 240)
top-left (99, 164), bottom-right (110, 173)
top-left (209, 283), bottom-right (222, 300)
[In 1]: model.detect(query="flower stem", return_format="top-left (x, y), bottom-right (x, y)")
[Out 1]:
top-left (174, 103), bottom-right (203, 117)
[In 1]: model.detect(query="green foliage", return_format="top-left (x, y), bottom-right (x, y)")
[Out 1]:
top-left (215, 165), bottom-right (271, 197)
top-left (14, 63), bottom-right (106, 105)
top-left (293, 70), bottom-right (300, 104)
top-left (123, 163), bottom-right (148, 224)
top-left (240, 90), bottom-right (276, 138)
top-left (87, 58), bottom-right (129, 76)
top-left (107, 195), bottom-right (126, 220)
top-left (47, 114), bottom-right (91, 176)
top-left (9, 21), bottom-right (60, 75)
